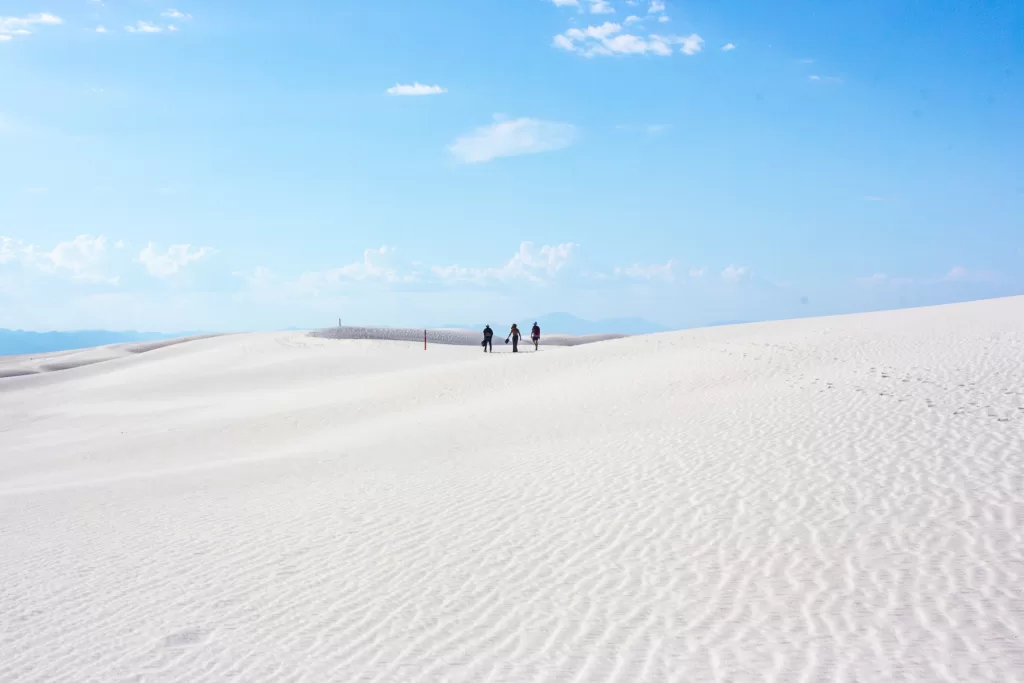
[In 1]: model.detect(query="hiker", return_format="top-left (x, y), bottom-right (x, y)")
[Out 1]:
top-left (506, 324), bottom-right (522, 353)
top-left (482, 324), bottom-right (493, 353)
top-left (531, 322), bottom-right (540, 351)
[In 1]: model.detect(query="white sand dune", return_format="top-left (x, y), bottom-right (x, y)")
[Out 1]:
top-left (313, 325), bottom-right (626, 347)
top-left (0, 334), bottom-right (224, 378)
top-left (1, 297), bottom-right (1023, 682)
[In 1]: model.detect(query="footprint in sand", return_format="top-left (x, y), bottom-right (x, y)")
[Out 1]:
top-left (162, 628), bottom-right (210, 649)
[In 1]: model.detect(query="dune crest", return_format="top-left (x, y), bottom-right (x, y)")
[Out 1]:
top-left (1, 297), bottom-right (1023, 682)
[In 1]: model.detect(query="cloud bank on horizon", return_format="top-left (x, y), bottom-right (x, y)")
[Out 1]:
top-left (0, 0), bottom-right (1020, 332)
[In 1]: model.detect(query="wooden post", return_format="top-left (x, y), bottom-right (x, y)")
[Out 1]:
top-left (424, 330), bottom-right (427, 350)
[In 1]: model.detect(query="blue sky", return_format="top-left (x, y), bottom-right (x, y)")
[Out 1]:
top-left (1, 0), bottom-right (1021, 332)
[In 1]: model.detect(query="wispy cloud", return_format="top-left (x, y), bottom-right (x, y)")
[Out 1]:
top-left (139, 243), bottom-right (216, 277)
top-left (554, 22), bottom-right (703, 57)
top-left (433, 242), bottom-right (578, 285)
top-left (617, 123), bottom-right (671, 134)
top-left (2, 234), bottom-right (119, 284)
top-left (386, 82), bottom-right (447, 96)
top-left (689, 267), bottom-right (706, 278)
top-left (856, 266), bottom-right (996, 287)
top-left (125, 21), bottom-right (162, 33)
top-left (615, 260), bottom-right (677, 281)
top-left (720, 264), bottom-right (748, 281)
top-left (589, 0), bottom-right (615, 13)
top-left (449, 115), bottom-right (577, 164)
top-left (721, 42), bottom-right (736, 51)
top-left (95, 25), bottom-right (109, 33)
top-left (161, 9), bottom-right (192, 20)
top-left (0, 13), bottom-right (62, 41)
top-left (294, 246), bottom-right (417, 293)
top-left (649, 0), bottom-right (666, 13)
top-left (856, 273), bottom-right (889, 285)
top-left (809, 74), bottom-right (844, 84)
top-left (46, 236), bottom-right (119, 283)
top-left (550, 0), bottom-right (580, 6)
top-left (942, 265), bottom-right (996, 283)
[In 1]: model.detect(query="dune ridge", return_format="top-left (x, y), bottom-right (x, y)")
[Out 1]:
top-left (1, 297), bottom-right (1022, 682)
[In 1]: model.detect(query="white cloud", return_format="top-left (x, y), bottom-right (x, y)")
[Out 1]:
top-left (688, 267), bottom-right (706, 278)
top-left (658, 15), bottom-right (670, 23)
top-left (125, 21), bottom-right (162, 33)
top-left (294, 247), bottom-right (417, 294)
top-left (95, 25), bottom-right (109, 33)
top-left (138, 243), bottom-right (216, 277)
top-left (45, 236), bottom-right (117, 283)
top-left (168, 25), bottom-right (179, 32)
top-left (161, 9), bottom-right (192, 20)
top-left (386, 82), bottom-right (447, 96)
top-left (551, 0), bottom-right (580, 6)
top-left (862, 195), bottom-right (886, 201)
top-left (4, 235), bottom-right (118, 284)
top-left (675, 33), bottom-right (704, 55)
top-left (646, 123), bottom-right (670, 134)
top-left (615, 260), bottom-right (676, 281)
top-left (0, 13), bottom-right (62, 41)
top-left (624, 15), bottom-right (642, 23)
top-left (433, 242), bottom-right (578, 284)
top-left (555, 22), bottom-right (702, 56)
top-left (331, 246), bottom-right (403, 281)
top-left (448, 116), bottom-right (577, 164)
top-left (721, 42), bottom-right (736, 51)
top-left (720, 265), bottom-right (748, 281)
top-left (941, 266), bottom-right (995, 283)
top-left (589, 0), bottom-right (615, 13)
top-left (649, 0), bottom-right (665, 13)
top-left (0, 237), bottom-right (25, 265)
top-left (809, 74), bottom-right (843, 84)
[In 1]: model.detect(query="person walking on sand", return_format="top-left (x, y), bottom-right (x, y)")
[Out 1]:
top-left (482, 324), bottom-right (493, 353)
top-left (506, 324), bottom-right (522, 353)
top-left (530, 322), bottom-right (540, 351)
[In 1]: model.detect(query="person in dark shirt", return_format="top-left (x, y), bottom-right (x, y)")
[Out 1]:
top-left (531, 322), bottom-right (540, 351)
top-left (482, 324), bottom-right (493, 353)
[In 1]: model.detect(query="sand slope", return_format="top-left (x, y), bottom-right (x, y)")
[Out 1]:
top-left (0, 334), bottom-right (224, 378)
top-left (312, 325), bottom-right (625, 347)
top-left (1, 297), bottom-right (1023, 682)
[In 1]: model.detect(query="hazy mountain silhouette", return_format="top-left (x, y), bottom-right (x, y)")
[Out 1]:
top-left (0, 329), bottom-right (181, 357)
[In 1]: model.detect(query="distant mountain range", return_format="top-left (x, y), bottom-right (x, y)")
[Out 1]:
top-left (0, 329), bottom-right (181, 357)
top-left (440, 313), bottom-right (671, 336)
